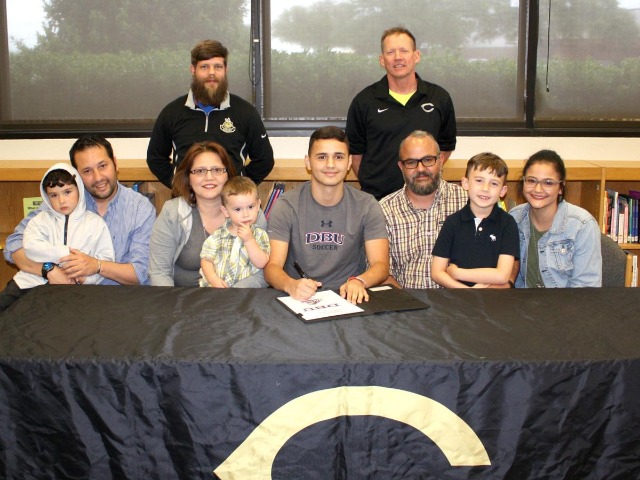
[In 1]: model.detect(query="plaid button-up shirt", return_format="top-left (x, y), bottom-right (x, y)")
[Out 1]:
top-left (200, 220), bottom-right (270, 287)
top-left (380, 181), bottom-right (467, 288)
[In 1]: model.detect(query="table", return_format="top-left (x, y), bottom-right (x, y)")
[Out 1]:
top-left (1, 286), bottom-right (639, 479)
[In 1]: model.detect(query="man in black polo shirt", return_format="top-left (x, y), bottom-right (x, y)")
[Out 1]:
top-left (346, 26), bottom-right (456, 200)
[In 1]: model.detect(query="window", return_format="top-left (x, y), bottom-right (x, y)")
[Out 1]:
top-left (1, 0), bottom-right (639, 136)
top-left (535, 0), bottom-right (640, 123)
top-left (266, 0), bottom-right (521, 121)
top-left (2, 0), bottom-right (252, 126)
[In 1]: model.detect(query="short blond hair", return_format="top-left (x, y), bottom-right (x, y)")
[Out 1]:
top-left (381, 26), bottom-right (417, 52)
top-left (221, 176), bottom-right (258, 206)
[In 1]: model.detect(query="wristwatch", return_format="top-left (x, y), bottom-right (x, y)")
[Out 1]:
top-left (42, 262), bottom-right (56, 279)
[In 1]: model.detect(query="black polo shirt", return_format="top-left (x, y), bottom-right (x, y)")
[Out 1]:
top-left (346, 74), bottom-right (456, 199)
top-left (432, 203), bottom-right (520, 286)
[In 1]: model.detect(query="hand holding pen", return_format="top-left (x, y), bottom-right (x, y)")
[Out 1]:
top-left (292, 262), bottom-right (323, 300)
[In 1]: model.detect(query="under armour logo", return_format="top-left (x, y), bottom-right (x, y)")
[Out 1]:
top-left (321, 220), bottom-right (333, 227)
top-left (421, 103), bottom-right (435, 113)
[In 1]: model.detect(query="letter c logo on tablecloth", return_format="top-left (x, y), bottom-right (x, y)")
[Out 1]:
top-left (214, 386), bottom-right (490, 479)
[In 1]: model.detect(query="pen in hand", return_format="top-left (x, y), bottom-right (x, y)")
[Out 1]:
top-left (293, 262), bottom-right (308, 279)
top-left (293, 261), bottom-right (323, 291)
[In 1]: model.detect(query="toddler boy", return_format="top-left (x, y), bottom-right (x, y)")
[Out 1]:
top-left (200, 177), bottom-right (270, 288)
top-left (431, 153), bottom-right (519, 288)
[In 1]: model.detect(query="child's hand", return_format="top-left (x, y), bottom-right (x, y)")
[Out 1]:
top-left (236, 223), bottom-right (253, 243)
top-left (46, 266), bottom-right (72, 285)
top-left (445, 263), bottom-right (459, 280)
top-left (210, 278), bottom-right (228, 288)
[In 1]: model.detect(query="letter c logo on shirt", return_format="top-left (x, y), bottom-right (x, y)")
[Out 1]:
top-left (421, 103), bottom-right (435, 113)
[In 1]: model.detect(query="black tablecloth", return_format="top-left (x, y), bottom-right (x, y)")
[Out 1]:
top-left (1, 285), bottom-right (639, 479)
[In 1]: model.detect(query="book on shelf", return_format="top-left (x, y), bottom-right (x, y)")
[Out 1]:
top-left (629, 196), bottom-right (638, 243)
top-left (626, 196), bottom-right (635, 243)
top-left (264, 182), bottom-right (285, 218)
top-left (603, 192), bottom-right (610, 237)
top-left (604, 189), bottom-right (640, 244)
top-left (623, 250), bottom-right (638, 287)
top-left (629, 190), bottom-right (640, 243)
top-left (617, 195), bottom-right (628, 244)
top-left (624, 195), bottom-right (633, 243)
top-left (605, 189), bottom-right (618, 241)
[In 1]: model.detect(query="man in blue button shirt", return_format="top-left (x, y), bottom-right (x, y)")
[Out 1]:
top-left (4, 135), bottom-right (156, 286)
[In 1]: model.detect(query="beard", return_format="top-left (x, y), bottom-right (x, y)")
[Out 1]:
top-left (406, 169), bottom-right (441, 196)
top-left (191, 74), bottom-right (228, 107)
top-left (86, 177), bottom-right (117, 201)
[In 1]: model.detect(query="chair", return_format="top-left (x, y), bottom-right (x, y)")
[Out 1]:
top-left (600, 233), bottom-right (633, 287)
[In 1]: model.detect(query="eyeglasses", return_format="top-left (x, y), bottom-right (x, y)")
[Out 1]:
top-left (399, 155), bottom-right (439, 169)
top-left (190, 167), bottom-right (227, 177)
top-left (522, 176), bottom-right (563, 190)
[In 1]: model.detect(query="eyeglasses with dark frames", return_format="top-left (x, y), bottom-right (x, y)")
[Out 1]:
top-left (399, 155), bottom-right (439, 169)
top-left (190, 167), bottom-right (227, 177)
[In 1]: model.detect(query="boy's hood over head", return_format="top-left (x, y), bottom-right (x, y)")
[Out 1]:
top-left (39, 162), bottom-right (86, 219)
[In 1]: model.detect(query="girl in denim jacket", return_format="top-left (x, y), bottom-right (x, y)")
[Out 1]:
top-left (509, 150), bottom-right (601, 288)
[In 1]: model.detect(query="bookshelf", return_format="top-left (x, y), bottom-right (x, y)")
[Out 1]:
top-left (590, 161), bottom-right (640, 251)
top-left (0, 158), bottom-right (633, 287)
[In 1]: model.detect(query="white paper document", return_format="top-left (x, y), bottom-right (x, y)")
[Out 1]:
top-left (277, 290), bottom-right (364, 321)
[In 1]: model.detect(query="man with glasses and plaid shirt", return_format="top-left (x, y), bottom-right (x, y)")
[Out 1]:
top-left (380, 130), bottom-right (467, 289)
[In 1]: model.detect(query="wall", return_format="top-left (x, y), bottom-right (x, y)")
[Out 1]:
top-left (1, 136), bottom-right (639, 162)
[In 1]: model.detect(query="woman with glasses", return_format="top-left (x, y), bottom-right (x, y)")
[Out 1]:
top-left (509, 150), bottom-right (601, 287)
top-left (149, 141), bottom-right (267, 286)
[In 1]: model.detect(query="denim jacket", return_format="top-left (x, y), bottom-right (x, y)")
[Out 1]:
top-left (509, 201), bottom-right (602, 288)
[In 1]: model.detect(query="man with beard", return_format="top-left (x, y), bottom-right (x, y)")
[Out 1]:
top-left (4, 135), bottom-right (156, 286)
top-left (147, 40), bottom-right (274, 189)
top-left (379, 130), bottom-right (467, 289)
top-left (346, 27), bottom-right (456, 200)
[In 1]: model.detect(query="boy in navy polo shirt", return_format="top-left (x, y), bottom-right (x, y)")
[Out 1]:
top-left (431, 153), bottom-right (519, 288)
